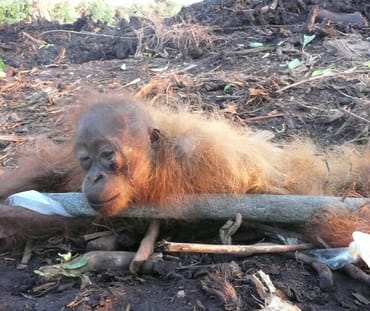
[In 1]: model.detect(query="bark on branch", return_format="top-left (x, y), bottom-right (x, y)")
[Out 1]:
top-left (45, 193), bottom-right (367, 224)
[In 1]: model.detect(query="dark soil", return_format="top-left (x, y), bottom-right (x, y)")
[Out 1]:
top-left (0, 0), bottom-right (369, 310)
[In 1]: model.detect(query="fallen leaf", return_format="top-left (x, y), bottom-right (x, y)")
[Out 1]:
top-left (222, 104), bottom-right (238, 115)
top-left (249, 42), bottom-right (265, 48)
top-left (150, 62), bottom-right (170, 72)
top-left (287, 58), bottom-right (304, 70)
top-left (58, 252), bottom-right (72, 262)
top-left (303, 34), bottom-right (315, 48)
top-left (249, 87), bottom-right (269, 97)
top-left (312, 68), bottom-right (335, 77)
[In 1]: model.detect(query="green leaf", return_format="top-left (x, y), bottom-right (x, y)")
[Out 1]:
top-left (34, 269), bottom-right (45, 276)
top-left (287, 58), bottom-right (304, 70)
top-left (33, 269), bottom-right (61, 279)
top-left (38, 43), bottom-right (54, 49)
top-left (346, 66), bottom-right (358, 72)
top-left (63, 257), bottom-right (88, 270)
top-left (0, 58), bottom-right (5, 72)
top-left (311, 68), bottom-right (335, 77)
top-left (58, 252), bottom-right (72, 262)
top-left (303, 34), bottom-right (315, 48)
top-left (223, 84), bottom-right (232, 92)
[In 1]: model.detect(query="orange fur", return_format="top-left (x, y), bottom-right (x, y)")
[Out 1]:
top-left (135, 103), bottom-right (370, 202)
top-left (307, 205), bottom-right (370, 247)
top-left (0, 139), bottom-right (83, 199)
top-left (0, 94), bottom-right (369, 244)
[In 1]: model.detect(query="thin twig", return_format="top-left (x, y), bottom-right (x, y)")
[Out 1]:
top-left (276, 70), bottom-right (370, 94)
top-left (39, 29), bottom-right (140, 40)
top-left (160, 240), bottom-right (313, 255)
top-left (244, 113), bottom-right (285, 122)
top-left (0, 135), bottom-right (27, 142)
top-left (21, 32), bottom-right (45, 45)
top-left (219, 213), bottom-right (242, 245)
top-left (230, 47), bottom-right (274, 55)
top-left (339, 108), bottom-right (370, 125)
top-left (17, 239), bottom-right (33, 269)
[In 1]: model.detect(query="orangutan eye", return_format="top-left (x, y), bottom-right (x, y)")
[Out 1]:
top-left (100, 150), bottom-right (115, 161)
top-left (99, 149), bottom-right (117, 171)
top-left (78, 156), bottom-right (91, 170)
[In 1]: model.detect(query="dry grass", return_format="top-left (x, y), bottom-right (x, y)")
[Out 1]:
top-left (134, 14), bottom-right (216, 57)
top-left (134, 65), bottom-right (281, 116)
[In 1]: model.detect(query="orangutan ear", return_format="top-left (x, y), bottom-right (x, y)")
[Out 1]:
top-left (149, 128), bottom-right (161, 146)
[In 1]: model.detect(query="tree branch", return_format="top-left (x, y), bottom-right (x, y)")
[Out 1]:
top-left (45, 193), bottom-right (367, 224)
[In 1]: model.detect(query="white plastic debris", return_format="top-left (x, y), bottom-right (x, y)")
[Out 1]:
top-left (352, 231), bottom-right (370, 268)
top-left (309, 247), bottom-right (359, 270)
top-left (6, 190), bottom-right (72, 217)
top-left (309, 231), bottom-right (370, 269)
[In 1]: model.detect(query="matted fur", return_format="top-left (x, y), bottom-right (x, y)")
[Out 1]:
top-left (307, 205), bottom-right (370, 247)
top-left (0, 93), bottom-right (369, 243)
top-left (136, 100), bottom-right (370, 201)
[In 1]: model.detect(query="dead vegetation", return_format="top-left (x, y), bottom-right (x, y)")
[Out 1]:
top-left (1, 0), bottom-right (370, 310)
top-left (136, 15), bottom-right (217, 58)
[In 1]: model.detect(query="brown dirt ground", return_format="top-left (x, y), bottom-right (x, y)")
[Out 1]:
top-left (0, 0), bottom-right (369, 310)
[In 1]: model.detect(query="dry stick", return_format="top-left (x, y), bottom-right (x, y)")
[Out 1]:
top-left (39, 29), bottom-right (138, 40)
top-left (84, 231), bottom-right (113, 241)
top-left (315, 8), bottom-right (367, 26)
top-left (219, 213), bottom-right (242, 245)
top-left (86, 234), bottom-right (118, 251)
top-left (339, 108), bottom-right (370, 125)
top-left (47, 193), bottom-right (368, 224)
top-left (306, 6), bottom-right (367, 30)
top-left (21, 32), bottom-right (45, 45)
top-left (160, 240), bottom-right (313, 255)
top-left (275, 70), bottom-right (370, 94)
top-left (244, 113), bottom-right (285, 122)
top-left (230, 47), bottom-right (274, 55)
top-left (250, 270), bottom-right (301, 311)
top-left (129, 219), bottom-right (160, 273)
top-left (341, 264), bottom-right (370, 286)
top-left (38, 251), bottom-right (162, 280)
top-left (295, 252), bottom-right (334, 291)
top-left (17, 239), bottom-right (33, 270)
top-left (0, 135), bottom-right (27, 142)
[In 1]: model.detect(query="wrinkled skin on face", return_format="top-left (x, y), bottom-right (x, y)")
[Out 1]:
top-left (75, 102), bottom-right (158, 216)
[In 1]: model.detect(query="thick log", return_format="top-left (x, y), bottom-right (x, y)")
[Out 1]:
top-left (36, 251), bottom-right (162, 280)
top-left (45, 193), bottom-right (368, 224)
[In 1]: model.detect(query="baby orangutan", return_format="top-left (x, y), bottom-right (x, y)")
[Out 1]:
top-left (74, 100), bottom-right (157, 216)
top-left (73, 95), bottom-right (370, 217)
top-left (0, 94), bottom-right (369, 263)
